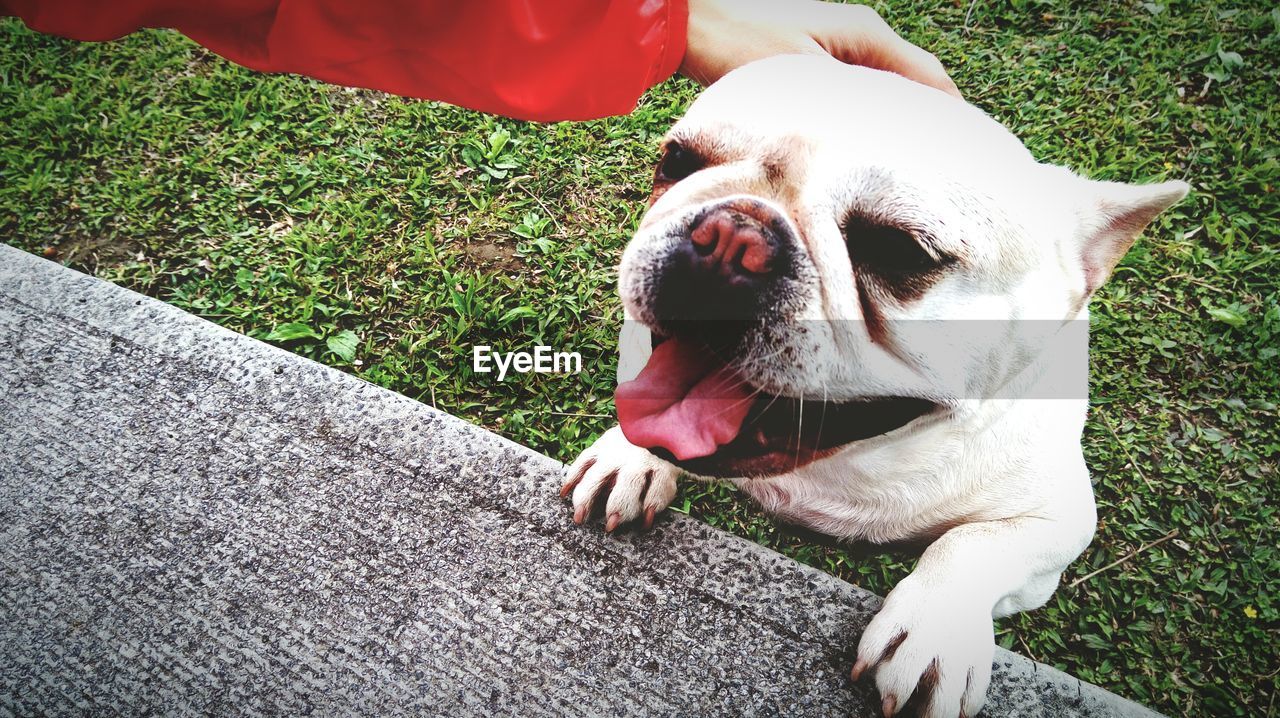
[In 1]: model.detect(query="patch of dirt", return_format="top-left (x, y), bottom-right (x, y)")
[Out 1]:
top-left (46, 234), bottom-right (146, 274)
top-left (458, 238), bottom-right (522, 273)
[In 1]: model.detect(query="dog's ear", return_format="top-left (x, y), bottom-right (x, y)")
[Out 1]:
top-left (1076, 178), bottom-right (1189, 295)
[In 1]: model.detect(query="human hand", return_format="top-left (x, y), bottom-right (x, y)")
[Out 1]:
top-left (680, 0), bottom-right (961, 98)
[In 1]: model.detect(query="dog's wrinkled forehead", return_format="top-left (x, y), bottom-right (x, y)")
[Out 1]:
top-left (671, 55), bottom-right (1035, 182)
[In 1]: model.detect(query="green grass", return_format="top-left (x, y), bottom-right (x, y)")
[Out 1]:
top-left (1, 2), bottom-right (1276, 715)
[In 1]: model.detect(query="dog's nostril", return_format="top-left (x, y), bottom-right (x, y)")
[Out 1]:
top-left (738, 231), bottom-right (775, 275)
top-left (688, 210), bottom-right (780, 276)
top-left (690, 216), bottom-right (721, 257)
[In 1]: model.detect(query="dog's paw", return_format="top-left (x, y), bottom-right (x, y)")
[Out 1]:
top-left (561, 426), bottom-right (678, 532)
top-left (852, 576), bottom-right (994, 718)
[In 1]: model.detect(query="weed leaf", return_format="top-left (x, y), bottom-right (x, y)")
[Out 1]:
top-left (266, 322), bottom-right (321, 342)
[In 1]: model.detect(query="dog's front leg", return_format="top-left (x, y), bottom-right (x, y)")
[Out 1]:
top-left (853, 502), bottom-right (1095, 717)
top-left (561, 426), bottom-right (680, 532)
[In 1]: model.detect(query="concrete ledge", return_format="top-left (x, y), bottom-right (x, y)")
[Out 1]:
top-left (0, 244), bottom-right (1161, 716)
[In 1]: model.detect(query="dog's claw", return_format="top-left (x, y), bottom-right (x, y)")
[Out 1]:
top-left (850, 659), bottom-right (868, 682)
top-left (572, 504), bottom-right (588, 525)
top-left (642, 506), bottom-right (657, 530)
top-left (560, 457), bottom-right (593, 499)
top-left (605, 512), bottom-right (622, 533)
top-left (881, 695), bottom-right (897, 718)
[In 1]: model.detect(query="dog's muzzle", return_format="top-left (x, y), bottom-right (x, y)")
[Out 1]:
top-left (618, 195), bottom-right (940, 478)
top-left (652, 198), bottom-right (796, 331)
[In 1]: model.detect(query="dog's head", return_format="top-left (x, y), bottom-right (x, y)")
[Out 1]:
top-left (615, 55), bottom-right (1187, 478)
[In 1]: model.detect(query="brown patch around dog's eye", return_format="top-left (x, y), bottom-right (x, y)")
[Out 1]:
top-left (843, 215), bottom-right (953, 302)
top-left (655, 141), bottom-right (704, 184)
top-left (649, 141), bottom-right (708, 206)
top-left (650, 140), bottom-right (711, 206)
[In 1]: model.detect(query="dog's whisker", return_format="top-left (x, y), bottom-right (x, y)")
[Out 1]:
top-left (757, 390), bottom-right (783, 418)
top-left (700, 371), bottom-right (752, 398)
top-left (793, 393), bottom-right (804, 471)
top-left (735, 343), bottom-right (790, 373)
top-left (706, 385), bottom-right (766, 421)
top-left (709, 368), bottom-right (752, 393)
top-left (814, 380), bottom-right (829, 463)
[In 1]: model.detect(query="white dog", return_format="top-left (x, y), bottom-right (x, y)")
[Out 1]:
top-left (562, 55), bottom-right (1186, 717)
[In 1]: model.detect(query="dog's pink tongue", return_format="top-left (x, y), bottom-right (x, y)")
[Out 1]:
top-left (615, 337), bottom-right (754, 460)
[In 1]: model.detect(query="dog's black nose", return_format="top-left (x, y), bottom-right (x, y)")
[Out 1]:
top-left (653, 199), bottom-right (792, 328)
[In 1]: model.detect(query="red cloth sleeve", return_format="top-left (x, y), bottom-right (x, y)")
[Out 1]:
top-left (1, 0), bottom-right (688, 121)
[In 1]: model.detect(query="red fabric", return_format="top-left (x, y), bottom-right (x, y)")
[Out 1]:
top-left (1, 0), bottom-right (688, 121)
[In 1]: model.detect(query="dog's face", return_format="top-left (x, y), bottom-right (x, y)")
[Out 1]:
top-left (615, 55), bottom-right (1186, 478)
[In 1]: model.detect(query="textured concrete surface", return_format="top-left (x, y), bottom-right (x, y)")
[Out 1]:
top-left (0, 244), bottom-right (1161, 717)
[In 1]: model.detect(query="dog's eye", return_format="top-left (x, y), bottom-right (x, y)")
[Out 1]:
top-left (656, 142), bottom-right (703, 183)
top-left (843, 216), bottom-right (941, 276)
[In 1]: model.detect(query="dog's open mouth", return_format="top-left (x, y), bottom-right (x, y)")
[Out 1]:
top-left (615, 336), bottom-right (938, 478)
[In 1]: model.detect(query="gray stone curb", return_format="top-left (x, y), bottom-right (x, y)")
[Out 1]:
top-left (0, 244), bottom-right (1162, 717)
